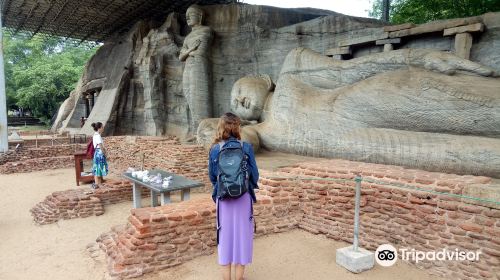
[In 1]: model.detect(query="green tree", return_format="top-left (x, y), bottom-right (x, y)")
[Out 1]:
top-left (3, 32), bottom-right (97, 123)
top-left (369, 0), bottom-right (500, 24)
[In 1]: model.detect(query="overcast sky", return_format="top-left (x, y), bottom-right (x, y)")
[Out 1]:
top-left (241, 0), bottom-right (373, 18)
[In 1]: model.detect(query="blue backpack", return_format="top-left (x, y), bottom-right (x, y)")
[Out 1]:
top-left (216, 139), bottom-right (249, 200)
top-left (214, 139), bottom-right (255, 245)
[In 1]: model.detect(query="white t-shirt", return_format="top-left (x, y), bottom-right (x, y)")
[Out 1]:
top-left (93, 132), bottom-right (103, 149)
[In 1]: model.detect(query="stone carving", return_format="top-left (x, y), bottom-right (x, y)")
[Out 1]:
top-left (50, 1), bottom-right (500, 167)
top-left (230, 74), bottom-right (274, 121)
top-left (199, 47), bottom-right (500, 177)
top-left (133, 13), bottom-right (181, 136)
top-left (179, 4), bottom-right (214, 134)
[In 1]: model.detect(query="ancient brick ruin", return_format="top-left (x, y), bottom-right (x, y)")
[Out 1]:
top-left (20, 135), bottom-right (499, 279)
top-left (95, 159), bottom-right (499, 279)
top-left (30, 136), bottom-right (210, 225)
top-left (0, 144), bottom-right (84, 174)
top-left (104, 136), bottom-right (211, 193)
top-left (30, 179), bottom-right (132, 225)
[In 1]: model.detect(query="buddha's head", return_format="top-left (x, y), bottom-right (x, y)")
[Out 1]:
top-left (186, 5), bottom-right (203, 27)
top-left (231, 75), bottom-right (274, 121)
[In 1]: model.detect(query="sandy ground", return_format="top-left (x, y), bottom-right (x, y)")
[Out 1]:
top-left (144, 230), bottom-right (444, 280)
top-left (0, 163), bottom-right (445, 280)
top-left (0, 168), bottom-right (209, 280)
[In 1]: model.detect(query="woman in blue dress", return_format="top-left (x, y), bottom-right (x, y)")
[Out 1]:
top-left (209, 112), bottom-right (259, 280)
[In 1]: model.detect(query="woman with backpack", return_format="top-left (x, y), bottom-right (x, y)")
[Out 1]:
top-left (208, 112), bottom-right (259, 280)
top-left (91, 122), bottom-right (108, 189)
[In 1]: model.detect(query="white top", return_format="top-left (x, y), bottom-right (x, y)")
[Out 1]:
top-left (93, 132), bottom-right (103, 149)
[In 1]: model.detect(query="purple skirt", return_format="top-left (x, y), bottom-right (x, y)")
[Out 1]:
top-left (217, 192), bottom-right (254, 265)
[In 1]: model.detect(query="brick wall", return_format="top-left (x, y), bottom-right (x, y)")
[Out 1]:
top-left (1, 136), bottom-right (210, 195)
top-left (96, 184), bottom-right (301, 279)
top-left (96, 160), bottom-right (500, 280)
top-left (0, 144), bottom-right (82, 165)
top-left (29, 138), bottom-right (212, 225)
top-left (0, 156), bottom-right (74, 174)
top-left (105, 137), bottom-right (211, 193)
top-left (279, 160), bottom-right (499, 280)
top-left (30, 179), bottom-right (141, 225)
top-left (31, 189), bottom-right (104, 224)
top-left (0, 144), bottom-right (84, 174)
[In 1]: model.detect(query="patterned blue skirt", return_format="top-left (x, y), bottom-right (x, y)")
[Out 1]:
top-left (92, 148), bottom-right (108, 177)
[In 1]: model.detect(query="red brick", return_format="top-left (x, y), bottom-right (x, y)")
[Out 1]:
top-left (459, 222), bottom-right (483, 233)
top-left (416, 205), bottom-right (436, 214)
top-left (415, 178), bottom-right (434, 185)
top-left (482, 209), bottom-right (500, 218)
top-left (394, 201), bottom-right (413, 209)
top-left (166, 213), bottom-right (182, 221)
top-left (181, 211), bottom-right (198, 220)
top-left (450, 227), bottom-right (467, 236)
top-left (484, 228), bottom-right (500, 238)
top-left (458, 205), bottom-right (482, 214)
top-left (409, 196), bottom-right (425, 204)
top-left (151, 214), bottom-right (166, 223)
top-left (330, 196), bottom-right (351, 203)
top-left (438, 201), bottom-right (458, 211)
top-left (138, 243), bottom-right (157, 250)
top-left (436, 180), bottom-right (457, 187)
top-left (483, 247), bottom-right (500, 257)
top-left (473, 216), bottom-right (495, 227)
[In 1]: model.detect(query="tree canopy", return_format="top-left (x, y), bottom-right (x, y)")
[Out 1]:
top-left (4, 32), bottom-right (97, 123)
top-left (369, 0), bottom-right (500, 24)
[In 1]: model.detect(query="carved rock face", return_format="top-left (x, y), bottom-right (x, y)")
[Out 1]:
top-left (257, 48), bottom-right (500, 177)
top-left (230, 75), bottom-right (273, 121)
top-left (186, 5), bottom-right (203, 27)
top-left (187, 12), bottom-right (202, 27)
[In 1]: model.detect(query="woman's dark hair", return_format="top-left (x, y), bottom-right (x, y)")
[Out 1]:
top-left (212, 112), bottom-right (241, 144)
top-left (91, 122), bottom-right (103, 132)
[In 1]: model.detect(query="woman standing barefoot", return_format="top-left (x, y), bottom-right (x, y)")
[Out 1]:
top-left (208, 113), bottom-right (259, 280)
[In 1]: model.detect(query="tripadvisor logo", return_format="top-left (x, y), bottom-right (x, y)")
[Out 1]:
top-left (375, 244), bottom-right (397, 267)
top-left (375, 244), bottom-right (482, 267)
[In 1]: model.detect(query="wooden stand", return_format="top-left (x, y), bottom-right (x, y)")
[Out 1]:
top-left (74, 152), bottom-right (94, 186)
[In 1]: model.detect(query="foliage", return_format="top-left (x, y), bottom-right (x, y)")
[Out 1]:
top-left (4, 32), bottom-right (97, 123)
top-left (369, 0), bottom-right (500, 24)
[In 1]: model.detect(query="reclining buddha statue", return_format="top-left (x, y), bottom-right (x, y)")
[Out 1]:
top-left (199, 47), bottom-right (500, 177)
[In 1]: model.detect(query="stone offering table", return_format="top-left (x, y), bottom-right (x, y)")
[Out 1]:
top-left (123, 169), bottom-right (203, 208)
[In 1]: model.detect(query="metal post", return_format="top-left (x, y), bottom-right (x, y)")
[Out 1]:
top-left (0, 10), bottom-right (8, 153)
top-left (353, 175), bottom-right (362, 252)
